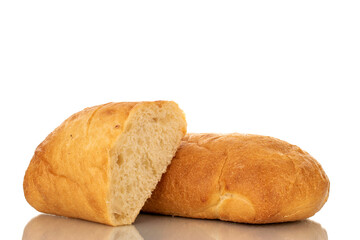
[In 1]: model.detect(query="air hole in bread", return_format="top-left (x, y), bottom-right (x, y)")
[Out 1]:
top-left (113, 213), bottom-right (123, 220)
top-left (117, 154), bottom-right (123, 166)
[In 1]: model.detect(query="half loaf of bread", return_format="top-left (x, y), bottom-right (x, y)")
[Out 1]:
top-left (142, 133), bottom-right (329, 223)
top-left (24, 101), bottom-right (187, 226)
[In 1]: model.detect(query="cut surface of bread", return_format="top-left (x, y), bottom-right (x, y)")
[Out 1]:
top-left (23, 101), bottom-right (187, 226)
top-left (142, 133), bottom-right (330, 224)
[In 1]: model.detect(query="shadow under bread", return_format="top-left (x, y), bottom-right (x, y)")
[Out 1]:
top-left (23, 213), bottom-right (327, 240)
top-left (22, 214), bottom-right (143, 240)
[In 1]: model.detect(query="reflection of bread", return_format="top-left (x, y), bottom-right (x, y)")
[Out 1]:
top-left (135, 214), bottom-right (328, 240)
top-left (23, 101), bottom-right (187, 226)
top-left (22, 214), bottom-right (143, 240)
top-left (23, 214), bottom-right (327, 240)
top-left (143, 133), bottom-right (329, 223)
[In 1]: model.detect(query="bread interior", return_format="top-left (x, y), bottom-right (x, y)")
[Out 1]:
top-left (109, 102), bottom-right (185, 225)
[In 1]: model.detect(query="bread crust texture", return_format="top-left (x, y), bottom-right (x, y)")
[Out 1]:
top-left (142, 133), bottom-right (330, 224)
top-left (23, 101), bottom-right (186, 226)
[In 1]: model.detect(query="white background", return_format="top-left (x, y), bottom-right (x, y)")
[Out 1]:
top-left (1, 0), bottom-right (359, 239)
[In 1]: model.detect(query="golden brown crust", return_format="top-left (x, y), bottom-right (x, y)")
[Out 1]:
top-left (23, 101), bottom-right (185, 226)
top-left (142, 133), bottom-right (330, 223)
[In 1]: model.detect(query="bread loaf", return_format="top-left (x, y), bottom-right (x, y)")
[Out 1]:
top-left (23, 101), bottom-right (187, 226)
top-left (142, 133), bottom-right (329, 223)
